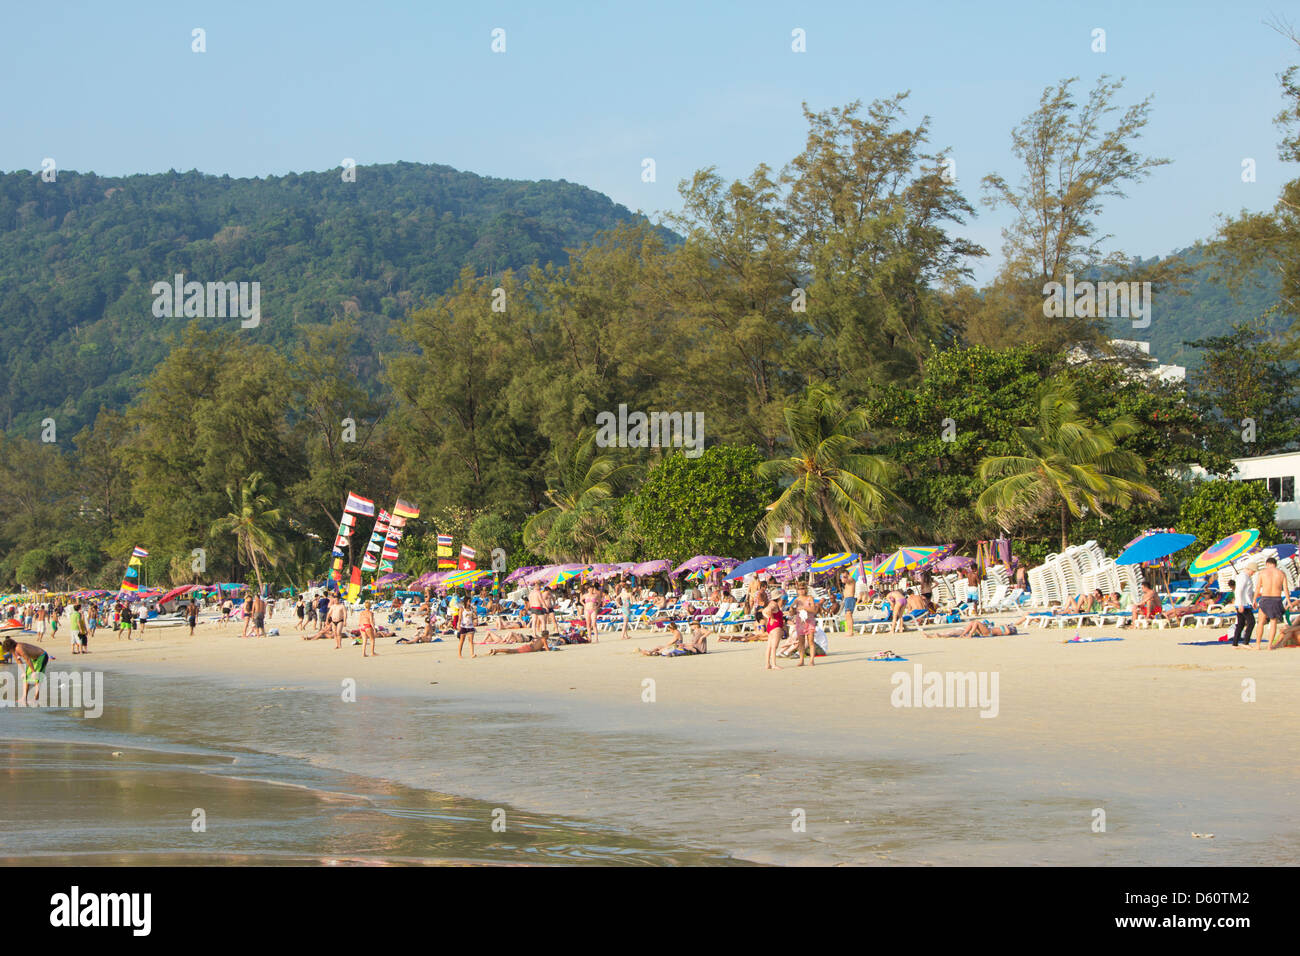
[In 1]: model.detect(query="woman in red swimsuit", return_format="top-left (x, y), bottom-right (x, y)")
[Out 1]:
top-left (764, 597), bottom-right (786, 671)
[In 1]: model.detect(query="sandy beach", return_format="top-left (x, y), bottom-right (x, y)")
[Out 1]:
top-left (9, 610), bottom-right (1298, 866)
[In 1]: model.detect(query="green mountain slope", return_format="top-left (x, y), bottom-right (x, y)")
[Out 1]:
top-left (0, 162), bottom-right (653, 433)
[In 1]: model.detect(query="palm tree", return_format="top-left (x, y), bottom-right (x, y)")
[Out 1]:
top-left (976, 381), bottom-right (1159, 551)
top-left (523, 430), bottom-right (640, 561)
top-left (756, 384), bottom-right (900, 554)
top-left (210, 472), bottom-right (286, 594)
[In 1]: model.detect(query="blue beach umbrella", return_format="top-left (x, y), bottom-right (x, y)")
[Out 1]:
top-left (724, 555), bottom-right (785, 581)
top-left (1116, 532), bottom-right (1197, 567)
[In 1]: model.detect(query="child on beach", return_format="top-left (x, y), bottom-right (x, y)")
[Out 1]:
top-left (3, 637), bottom-right (52, 705)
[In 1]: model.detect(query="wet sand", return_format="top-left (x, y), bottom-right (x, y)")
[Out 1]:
top-left (4, 612), bottom-right (1298, 865)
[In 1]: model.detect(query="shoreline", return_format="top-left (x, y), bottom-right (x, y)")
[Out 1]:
top-left (7, 612), bottom-right (1300, 865)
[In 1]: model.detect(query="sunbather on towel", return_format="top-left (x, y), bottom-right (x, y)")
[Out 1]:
top-left (934, 619), bottom-right (1017, 638)
top-left (487, 632), bottom-right (550, 655)
top-left (477, 630), bottom-right (529, 645)
top-left (637, 623), bottom-right (684, 656)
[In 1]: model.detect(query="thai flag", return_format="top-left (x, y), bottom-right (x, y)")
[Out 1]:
top-left (460, 545), bottom-right (476, 560)
top-left (437, 534), bottom-right (453, 548)
top-left (343, 492), bottom-right (375, 516)
top-left (132, 547), bottom-right (149, 559)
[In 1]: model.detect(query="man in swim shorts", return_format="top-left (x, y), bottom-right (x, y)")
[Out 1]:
top-left (1255, 557), bottom-right (1287, 650)
top-left (487, 632), bottom-right (548, 655)
top-left (3, 636), bottom-right (51, 705)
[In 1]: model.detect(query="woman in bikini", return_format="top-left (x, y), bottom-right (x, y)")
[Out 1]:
top-left (764, 597), bottom-right (786, 670)
top-left (935, 619), bottom-right (1018, 638)
top-left (359, 601), bottom-right (379, 657)
top-left (582, 583), bottom-right (603, 642)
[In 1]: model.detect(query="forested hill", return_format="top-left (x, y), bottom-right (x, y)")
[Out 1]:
top-left (0, 162), bottom-right (653, 433)
top-left (1105, 245), bottom-right (1282, 368)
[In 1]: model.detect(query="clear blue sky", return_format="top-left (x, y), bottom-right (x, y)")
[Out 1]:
top-left (3, 0), bottom-right (1295, 283)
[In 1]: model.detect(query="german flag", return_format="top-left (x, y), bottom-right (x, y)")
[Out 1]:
top-left (393, 498), bottom-right (420, 519)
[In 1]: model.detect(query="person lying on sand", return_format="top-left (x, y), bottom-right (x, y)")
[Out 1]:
top-left (933, 620), bottom-right (1017, 638)
top-left (476, 630), bottom-right (529, 645)
top-left (487, 632), bottom-right (549, 655)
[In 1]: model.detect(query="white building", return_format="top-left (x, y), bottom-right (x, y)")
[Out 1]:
top-left (1229, 451), bottom-right (1300, 529)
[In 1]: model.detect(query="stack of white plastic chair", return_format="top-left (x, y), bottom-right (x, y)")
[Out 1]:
top-left (1027, 565), bottom-right (1055, 607)
top-left (979, 564), bottom-right (1011, 607)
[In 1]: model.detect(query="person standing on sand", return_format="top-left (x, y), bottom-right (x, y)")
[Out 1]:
top-left (3, 637), bottom-right (52, 706)
top-left (541, 587), bottom-right (558, 634)
top-left (1255, 557), bottom-right (1287, 650)
top-left (1230, 572), bottom-right (1256, 647)
top-left (582, 582), bottom-right (603, 642)
top-left (35, 605), bottom-right (46, 643)
top-left (791, 584), bottom-right (821, 667)
top-left (328, 597), bottom-right (348, 649)
top-left (763, 595), bottom-right (786, 670)
top-left (456, 601), bottom-right (477, 659)
top-left (69, 603), bottom-right (87, 655)
top-left (251, 592), bottom-right (267, 638)
top-left (186, 599), bottom-right (199, 636)
top-left (528, 584), bottom-right (545, 638)
top-left (617, 580), bottom-right (632, 639)
top-left (887, 587), bottom-right (908, 633)
top-left (359, 601), bottom-right (378, 658)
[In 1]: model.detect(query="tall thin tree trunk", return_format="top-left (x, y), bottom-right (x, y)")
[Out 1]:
top-left (1060, 502), bottom-right (1069, 552)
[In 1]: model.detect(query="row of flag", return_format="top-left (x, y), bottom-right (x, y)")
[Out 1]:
top-left (331, 492), bottom-right (428, 591)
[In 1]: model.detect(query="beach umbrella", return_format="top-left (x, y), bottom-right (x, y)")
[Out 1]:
top-left (549, 567), bottom-right (581, 587)
top-left (1186, 529), bottom-right (1260, 577)
top-left (933, 555), bottom-right (974, 572)
top-left (630, 559), bottom-right (672, 576)
top-left (810, 552), bottom-right (859, 573)
top-left (1274, 543), bottom-right (1298, 560)
top-left (374, 572), bottom-right (407, 586)
top-left (768, 553), bottom-right (812, 581)
top-left (672, 555), bottom-right (739, 576)
top-left (505, 566), bottom-right (539, 584)
top-left (876, 546), bottom-right (947, 575)
top-left (723, 555), bottom-right (784, 581)
top-left (1116, 531), bottom-right (1197, 567)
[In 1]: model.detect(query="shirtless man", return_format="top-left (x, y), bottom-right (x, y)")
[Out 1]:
top-left (527, 585), bottom-right (545, 637)
top-left (250, 593), bottom-right (267, 638)
top-left (328, 597), bottom-right (348, 649)
top-left (1255, 557), bottom-right (1288, 650)
top-left (541, 587), bottom-right (558, 634)
top-left (887, 587), bottom-right (909, 633)
top-left (3, 637), bottom-right (52, 705)
top-left (359, 601), bottom-right (378, 657)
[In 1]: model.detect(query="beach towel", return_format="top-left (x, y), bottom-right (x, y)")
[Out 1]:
top-left (1064, 636), bottom-right (1123, 643)
top-left (865, 651), bottom-right (906, 661)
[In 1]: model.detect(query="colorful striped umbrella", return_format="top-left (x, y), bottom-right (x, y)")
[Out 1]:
top-left (550, 568), bottom-right (581, 587)
top-left (443, 569), bottom-right (491, 587)
top-left (1187, 529), bottom-right (1260, 577)
top-left (875, 546), bottom-right (946, 575)
top-left (811, 552), bottom-right (859, 572)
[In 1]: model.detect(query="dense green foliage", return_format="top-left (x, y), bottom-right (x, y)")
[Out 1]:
top-left (1177, 480), bottom-right (1283, 558)
top-left (3, 64), bottom-right (1299, 590)
top-left (628, 446), bottom-right (778, 564)
top-left (0, 162), bottom-right (652, 435)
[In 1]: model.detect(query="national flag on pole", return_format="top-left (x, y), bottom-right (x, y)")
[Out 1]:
top-left (366, 540), bottom-right (381, 553)
top-left (361, 553), bottom-right (378, 572)
top-left (438, 557), bottom-right (456, 568)
top-left (458, 555), bottom-right (477, 571)
top-left (378, 559), bottom-right (395, 572)
top-left (332, 547), bottom-right (344, 558)
top-left (132, 547), bottom-right (149, 559)
top-left (344, 492), bottom-right (375, 517)
top-left (437, 534), bottom-right (452, 550)
top-left (388, 515), bottom-right (407, 530)
top-left (339, 513), bottom-right (356, 528)
top-left (382, 546), bottom-right (399, 560)
top-left (393, 499), bottom-right (420, 519)
top-left (460, 545), bottom-right (476, 561)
